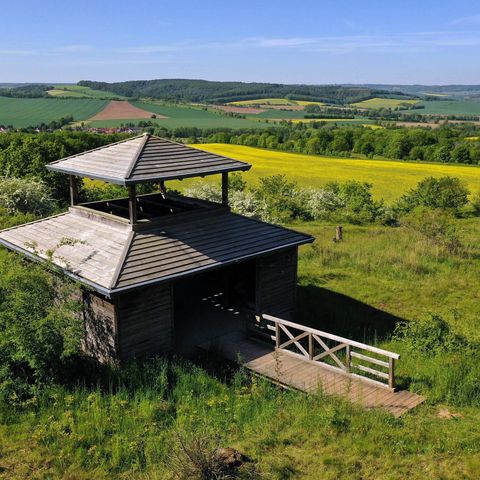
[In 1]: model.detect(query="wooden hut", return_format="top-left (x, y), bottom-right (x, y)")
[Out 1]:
top-left (0, 134), bottom-right (313, 361)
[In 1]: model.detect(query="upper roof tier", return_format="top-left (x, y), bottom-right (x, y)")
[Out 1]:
top-left (46, 133), bottom-right (251, 185)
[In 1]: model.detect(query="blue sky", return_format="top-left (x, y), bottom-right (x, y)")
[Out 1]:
top-left (2, 0), bottom-right (480, 84)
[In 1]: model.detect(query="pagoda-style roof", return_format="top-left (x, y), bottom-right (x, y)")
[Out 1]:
top-left (0, 202), bottom-right (313, 296)
top-left (46, 134), bottom-right (251, 185)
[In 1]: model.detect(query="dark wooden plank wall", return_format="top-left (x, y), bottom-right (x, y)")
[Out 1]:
top-left (82, 290), bottom-right (118, 363)
top-left (116, 283), bottom-right (174, 360)
top-left (255, 247), bottom-right (298, 320)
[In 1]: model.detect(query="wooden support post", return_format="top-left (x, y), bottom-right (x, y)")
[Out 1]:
top-left (308, 333), bottom-right (313, 360)
top-left (275, 319), bottom-right (280, 349)
top-left (128, 185), bottom-right (137, 225)
top-left (159, 180), bottom-right (166, 197)
top-left (69, 175), bottom-right (79, 206)
top-left (335, 225), bottom-right (343, 242)
top-left (388, 358), bottom-right (396, 390)
top-left (345, 345), bottom-right (351, 373)
top-left (221, 172), bottom-right (229, 206)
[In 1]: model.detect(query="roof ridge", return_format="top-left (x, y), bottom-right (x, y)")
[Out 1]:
top-left (47, 134), bottom-right (145, 167)
top-left (125, 133), bottom-right (150, 180)
top-left (109, 230), bottom-right (135, 289)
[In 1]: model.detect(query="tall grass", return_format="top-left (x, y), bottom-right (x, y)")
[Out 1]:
top-left (2, 354), bottom-right (480, 479)
top-left (1, 218), bottom-right (480, 477)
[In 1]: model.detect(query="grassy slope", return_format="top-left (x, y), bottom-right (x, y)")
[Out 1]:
top-left (87, 101), bottom-right (272, 129)
top-left (412, 101), bottom-right (480, 116)
top-left (296, 220), bottom-right (480, 339)
top-left (351, 98), bottom-right (419, 108)
top-left (187, 144), bottom-right (480, 202)
top-left (0, 97), bottom-right (108, 127)
top-left (47, 85), bottom-right (127, 99)
top-left (1, 219), bottom-right (480, 478)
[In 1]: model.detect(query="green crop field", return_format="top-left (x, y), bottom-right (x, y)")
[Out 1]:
top-left (0, 97), bottom-right (108, 128)
top-left (185, 144), bottom-right (480, 202)
top-left (351, 97), bottom-right (420, 108)
top-left (254, 109), bottom-right (308, 119)
top-left (409, 100), bottom-right (480, 116)
top-left (47, 84), bottom-right (127, 99)
top-left (87, 101), bottom-right (272, 129)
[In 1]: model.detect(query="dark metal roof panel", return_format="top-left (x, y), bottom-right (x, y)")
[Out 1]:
top-left (114, 213), bottom-right (313, 290)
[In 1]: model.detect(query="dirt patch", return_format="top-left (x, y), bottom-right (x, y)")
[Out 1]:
top-left (437, 407), bottom-right (462, 419)
top-left (89, 101), bottom-right (166, 120)
top-left (213, 105), bottom-right (266, 114)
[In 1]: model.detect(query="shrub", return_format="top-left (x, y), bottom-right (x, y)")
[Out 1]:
top-left (253, 175), bottom-right (311, 222)
top-left (184, 183), bottom-right (222, 204)
top-left (0, 177), bottom-right (55, 215)
top-left (395, 176), bottom-right (470, 214)
top-left (306, 189), bottom-right (344, 220)
top-left (0, 251), bottom-right (82, 403)
top-left (394, 314), bottom-right (466, 356)
top-left (229, 190), bottom-right (270, 221)
top-left (169, 428), bottom-right (258, 479)
top-left (471, 191), bottom-right (480, 216)
top-left (324, 180), bottom-right (383, 224)
top-left (401, 207), bottom-right (462, 253)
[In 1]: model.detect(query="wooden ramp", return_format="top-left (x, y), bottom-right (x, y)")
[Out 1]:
top-left (199, 331), bottom-right (425, 417)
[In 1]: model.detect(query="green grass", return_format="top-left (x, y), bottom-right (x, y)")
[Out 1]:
top-left (411, 101), bottom-right (480, 116)
top-left (48, 85), bottom-right (127, 99)
top-left (87, 101), bottom-right (272, 129)
top-left (0, 97), bottom-right (108, 128)
top-left (296, 219), bottom-right (480, 339)
top-left (351, 98), bottom-right (419, 109)
top-left (185, 144), bottom-right (480, 202)
top-left (2, 217), bottom-right (480, 478)
top-left (253, 109), bottom-right (308, 119)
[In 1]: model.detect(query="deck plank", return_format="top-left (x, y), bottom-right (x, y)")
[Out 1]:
top-left (199, 333), bottom-right (425, 417)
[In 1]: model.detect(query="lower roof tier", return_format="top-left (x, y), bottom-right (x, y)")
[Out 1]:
top-left (0, 207), bottom-right (313, 296)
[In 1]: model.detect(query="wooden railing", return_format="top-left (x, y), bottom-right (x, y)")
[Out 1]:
top-left (248, 314), bottom-right (400, 390)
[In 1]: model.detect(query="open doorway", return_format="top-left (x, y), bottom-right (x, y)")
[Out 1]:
top-left (173, 259), bottom-right (256, 355)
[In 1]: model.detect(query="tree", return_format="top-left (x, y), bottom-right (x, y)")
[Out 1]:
top-left (395, 176), bottom-right (470, 214)
top-left (451, 144), bottom-right (472, 164)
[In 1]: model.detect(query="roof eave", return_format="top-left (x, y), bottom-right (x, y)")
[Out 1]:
top-left (45, 165), bottom-right (127, 186)
top-left (124, 164), bottom-right (252, 185)
top-left (109, 235), bottom-right (314, 296)
top-left (46, 164), bottom-right (251, 186)
top-left (0, 238), bottom-right (113, 297)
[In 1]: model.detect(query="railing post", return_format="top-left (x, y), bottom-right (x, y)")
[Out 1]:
top-left (345, 345), bottom-right (351, 374)
top-left (275, 320), bottom-right (280, 350)
top-left (308, 333), bottom-right (313, 360)
top-left (388, 358), bottom-right (396, 390)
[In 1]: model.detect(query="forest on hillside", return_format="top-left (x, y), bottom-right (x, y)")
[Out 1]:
top-left (77, 79), bottom-right (408, 104)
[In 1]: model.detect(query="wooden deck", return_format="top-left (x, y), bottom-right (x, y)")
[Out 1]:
top-left (199, 332), bottom-right (425, 417)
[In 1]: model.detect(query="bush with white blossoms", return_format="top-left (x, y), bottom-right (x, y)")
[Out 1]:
top-left (229, 189), bottom-right (272, 222)
top-left (306, 189), bottom-right (345, 220)
top-left (0, 177), bottom-right (56, 216)
top-left (184, 183), bottom-right (222, 203)
top-left (185, 182), bottom-right (273, 222)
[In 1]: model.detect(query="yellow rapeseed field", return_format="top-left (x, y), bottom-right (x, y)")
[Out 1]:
top-left (190, 144), bottom-right (480, 202)
top-left (350, 97), bottom-right (419, 109)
